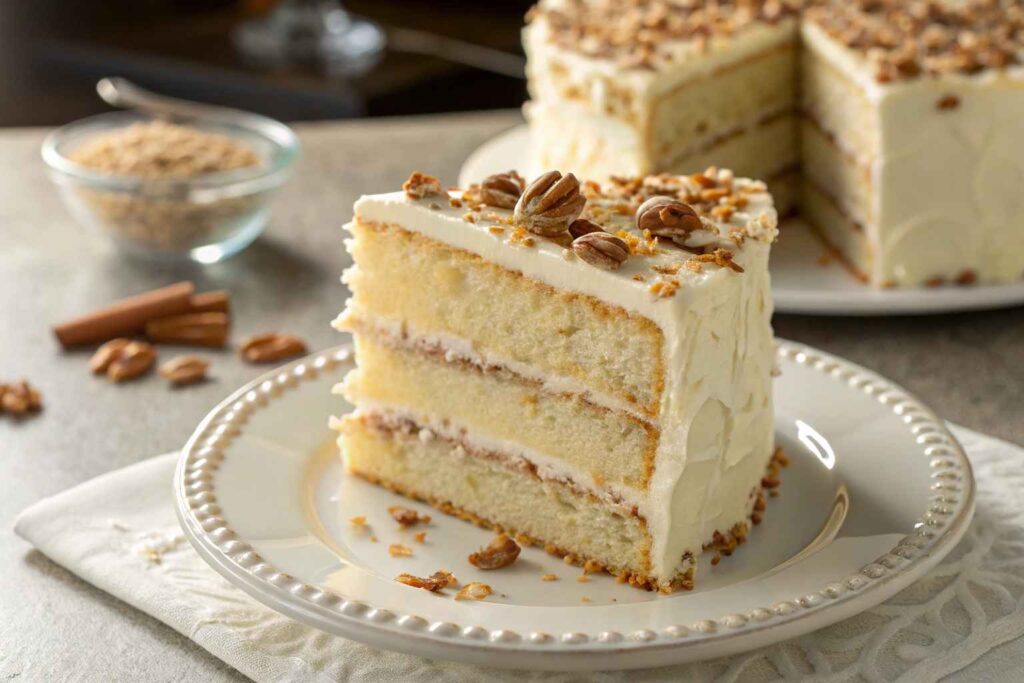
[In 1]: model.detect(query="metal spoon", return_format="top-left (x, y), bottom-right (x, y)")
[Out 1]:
top-left (96, 77), bottom-right (297, 146)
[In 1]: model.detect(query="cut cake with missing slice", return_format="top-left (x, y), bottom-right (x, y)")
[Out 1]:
top-left (333, 168), bottom-right (778, 592)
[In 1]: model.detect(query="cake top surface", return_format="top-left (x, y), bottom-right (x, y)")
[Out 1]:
top-left (526, 0), bottom-right (800, 71)
top-left (806, 0), bottom-right (1024, 83)
top-left (527, 0), bottom-right (1022, 82)
top-left (352, 169), bottom-right (777, 306)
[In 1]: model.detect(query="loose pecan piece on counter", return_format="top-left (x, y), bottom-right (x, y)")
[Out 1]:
top-left (158, 355), bottom-right (210, 386)
top-left (479, 171), bottom-right (525, 209)
top-left (513, 171), bottom-right (586, 236)
top-left (89, 338), bottom-right (132, 374)
top-left (239, 333), bottom-right (308, 364)
top-left (468, 534), bottom-right (521, 570)
top-left (0, 380), bottom-right (43, 416)
top-left (572, 232), bottom-right (630, 271)
top-left (90, 339), bottom-right (156, 382)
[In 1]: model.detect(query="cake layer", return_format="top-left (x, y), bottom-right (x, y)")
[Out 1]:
top-left (339, 408), bottom-right (774, 591)
top-left (342, 218), bottom-right (664, 416)
top-left (800, 117), bottom-right (872, 229)
top-left (340, 411), bottom-right (672, 588)
top-left (648, 43), bottom-right (797, 169)
top-left (799, 21), bottom-right (879, 166)
top-left (342, 331), bottom-right (657, 492)
top-left (800, 180), bottom-right (872, 282)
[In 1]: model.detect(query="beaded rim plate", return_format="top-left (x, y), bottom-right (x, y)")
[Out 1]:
top-left (458, 124), bottom-right (1024, 317)
top-left (175, 341), bottom-right (974, 671)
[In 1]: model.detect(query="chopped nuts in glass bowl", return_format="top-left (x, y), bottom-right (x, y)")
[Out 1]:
top-left (41, 111), bottom-right (299, 263)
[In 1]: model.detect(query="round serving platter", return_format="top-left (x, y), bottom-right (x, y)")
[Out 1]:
top-left (458, 124), bottom-right (1024, 317)
top-left (175, 341), bottom-right (974, 671)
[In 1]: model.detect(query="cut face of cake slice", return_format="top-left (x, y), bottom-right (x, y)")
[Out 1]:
top-left (523, 0), bottom-right (801, 213)
top-left (334, 168), bottom-right (778, 592)
top-left (801, 1), bottom-right (1024, 286)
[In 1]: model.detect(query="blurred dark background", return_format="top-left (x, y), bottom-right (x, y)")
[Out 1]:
top-left (0, 0), bottom-right (533, 126)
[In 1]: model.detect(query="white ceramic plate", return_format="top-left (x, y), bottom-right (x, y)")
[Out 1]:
top-left (176, 342), bottom-right (974, 671)
top-left (459, 125), bottom-right (1024, 316)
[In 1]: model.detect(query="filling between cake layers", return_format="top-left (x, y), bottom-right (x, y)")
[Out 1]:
top-left (334, 173), bottom-right (778, 590)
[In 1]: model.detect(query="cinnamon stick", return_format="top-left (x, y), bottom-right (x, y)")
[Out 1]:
top-left (188, 290), bottom-right (230, 314)
top-left (53, 282), bottom-right (195, 348)
top-left (144, 312), bottom-right (229, 348)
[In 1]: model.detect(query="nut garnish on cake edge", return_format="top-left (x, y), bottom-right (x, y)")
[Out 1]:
top-left (513, 171), bottom-right (586, 236)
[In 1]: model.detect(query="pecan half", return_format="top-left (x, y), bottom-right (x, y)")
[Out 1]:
top-left (572, 232), bottom-right (629, 271)
top-left (513, 171), bottom-right (586, 236)
top-left (402, 171), bottom-right (443, 199)
top-left (636, 197), bottom-right (703, 243)
top-left (396, 570), bottom-right (457, 592)
top-left (239, 333), bottom-right (308, 364)
top-left (90, 338), bottom-right (132, 374)
top-left (455, 582), bottom-right (492, 601)
top-left (158, 355), bottom-right (209, 386)
top-left (479, 171), bottom-right (525, 209)
top-left (107, 341), bottom-right (156, 382)
top-left (568, 218), bottom-right (604, 239)
top-left (468, 534), bottom-right (521, 570)
top-left (1, 380), bottom-right (43, 415)
top-left (389, 505), bottom-right (431, 527)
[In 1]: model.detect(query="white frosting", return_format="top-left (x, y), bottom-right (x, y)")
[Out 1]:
top-left (345, 182), bottom-right (777, 583)
top-left (803, 20), bottom-right (1024, 285)
top-left (525, 10), bottom-right (797, 112)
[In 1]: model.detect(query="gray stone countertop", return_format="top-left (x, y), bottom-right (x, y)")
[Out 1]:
top-left (2, 110), bottom-right (1021, 681)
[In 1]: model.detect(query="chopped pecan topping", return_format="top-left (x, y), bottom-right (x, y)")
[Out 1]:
top-left (467, 534), bottom-right (521, 570)
top-left (636, 197), bottom-right (703, 244)
top-left (479, 171), bottom-right (525, 209)
top-left (572, 232), bottom-right (629, 271)
top-left (388, 505), bottom-right (431, 527)
top-left (454, 582), bottom-right (493, 601)
top-left (388, 543), bottom-right (413, 558)
top-left (513, 171), bottom-right (586, 236)
top-left (110, 341), bottom-right (157, 382)
top-left (568, 218), bottom-right (604, 239)
top-left (239, 333), bottom-right (308, 364)
top-left (402, 172), bottom-right (443, 199)
top-left (0, 380), bottom-right (43, 415)
top-left (158, 355), bottom-right (209, 386)
top-left (692, 248), bottom-right (744, 273)
top-left (396, 570), bottom-right (457, 592)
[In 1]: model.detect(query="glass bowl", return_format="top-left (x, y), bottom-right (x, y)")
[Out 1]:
top-left (41, 110), bottom-right (299, 263)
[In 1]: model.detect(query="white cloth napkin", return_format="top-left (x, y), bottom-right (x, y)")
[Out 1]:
top-left (14, 425), bottom-right (1024, 682)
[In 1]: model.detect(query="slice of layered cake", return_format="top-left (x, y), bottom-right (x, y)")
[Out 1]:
top-left (801, 1), bottom-right (1024, 287)
top-left (523, 0), bottom-right (802, 213)
top-left (334, 168), bottom-right (778, 592)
